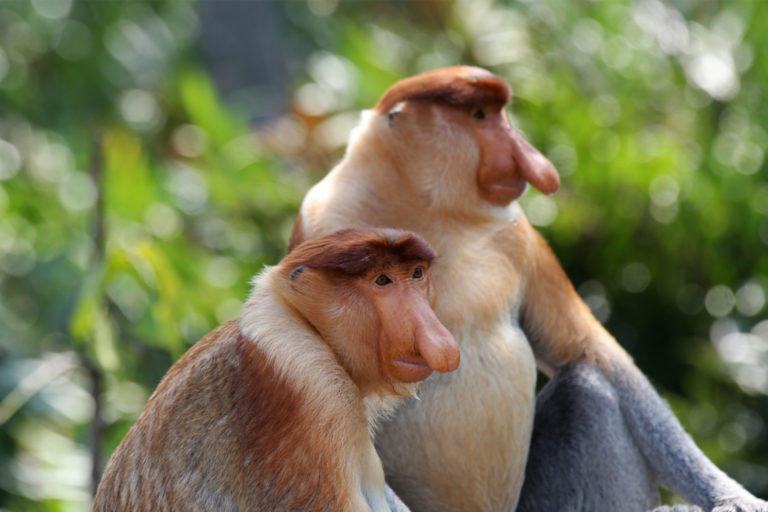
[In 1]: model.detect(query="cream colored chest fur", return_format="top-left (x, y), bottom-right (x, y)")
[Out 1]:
top-left (376, 233), bottom-right (537, 512)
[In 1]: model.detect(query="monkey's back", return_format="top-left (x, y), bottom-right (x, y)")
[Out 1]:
top-left (93, 319), bottom-right (348, 512)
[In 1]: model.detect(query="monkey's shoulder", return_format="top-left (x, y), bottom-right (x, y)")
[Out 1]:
top-left (127, 321), bottom-right (354, 510)
top-left (152, 321), bottom-right (309, 410)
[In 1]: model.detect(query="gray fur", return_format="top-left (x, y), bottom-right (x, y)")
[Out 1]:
top-left (517, 363), bottom-right (768, 512)
top-left (386, 484), bottom-right (412, 512)
top-left (613, 362), bottom-right (767, 512)
top-left (651, 506), bottom-right (705, 512)
top-left (517, 364), bottom-right (658, 512)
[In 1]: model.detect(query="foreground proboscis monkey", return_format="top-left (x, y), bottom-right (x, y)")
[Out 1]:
top-left (289, 67), bottom-right (767, 512)
top-left (93, 228), bottom-right (459, 512)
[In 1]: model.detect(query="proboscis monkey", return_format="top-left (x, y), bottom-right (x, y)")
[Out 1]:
top-left (289, 67), bottom-right (767, 512)
top-left (93, 228), bottom-right (459, 512)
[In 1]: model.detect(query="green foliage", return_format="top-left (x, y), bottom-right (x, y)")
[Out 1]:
top-left (0, 1), bottom-right (301, 509)
top-left (0, 0), bottom-right (766, 510)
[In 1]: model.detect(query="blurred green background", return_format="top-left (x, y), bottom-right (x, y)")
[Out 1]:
top-left (0, 0), bottom-right (766, 510)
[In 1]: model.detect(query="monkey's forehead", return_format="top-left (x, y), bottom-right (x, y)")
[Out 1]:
top-left (374, 66), bottom-right (511, 114)
top-left (282, 228), bottom-right (435, 278)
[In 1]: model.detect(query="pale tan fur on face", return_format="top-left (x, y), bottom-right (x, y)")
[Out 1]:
top-left (273, 271), bottom-right (380, 390)
top-left (291, 68), bottom-right (632, 511)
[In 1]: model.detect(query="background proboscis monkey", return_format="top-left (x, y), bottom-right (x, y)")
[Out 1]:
top-left (93, 228), bottom-right (459, 512)
top-left (289, 67), bottom-right (767, 512)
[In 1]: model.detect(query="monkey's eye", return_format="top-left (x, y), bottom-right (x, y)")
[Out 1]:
top-left (375, 274), bottom-right (393, 286)
top-left (412, 266), bottom-right (424, 279)
top-left (473, 109), bottom-right (486, 120)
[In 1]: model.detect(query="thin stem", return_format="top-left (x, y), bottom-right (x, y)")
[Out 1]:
top-left (87, 132), bottom-right (106, 496)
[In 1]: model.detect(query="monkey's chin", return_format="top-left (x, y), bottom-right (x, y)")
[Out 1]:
top-left (389, 360), bottom-right (433, 383)
top-left (391, 381), bottom-right (422, 400)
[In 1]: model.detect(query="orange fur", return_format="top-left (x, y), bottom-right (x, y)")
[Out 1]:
top-left (93, 229), bottom-right (458, 512)
top-left (292, 67), bottom-right (632, 511)
top-left (374, 66), bottom-right (509, 116)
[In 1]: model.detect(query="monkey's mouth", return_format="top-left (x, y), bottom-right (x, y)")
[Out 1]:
top-left (490, 182), bottom-right (527, 194)
top-left (485, 180), bottom-right (529, 203)
top-left (394, 359), bottom-right (428, 367)
top-left (390, 358), bottom-right (432, 383)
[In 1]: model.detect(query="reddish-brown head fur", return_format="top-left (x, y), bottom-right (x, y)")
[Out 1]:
top-left (281, 228), bottom-right (435, 278)
top-left (375, 66), bottom-right (510, 115)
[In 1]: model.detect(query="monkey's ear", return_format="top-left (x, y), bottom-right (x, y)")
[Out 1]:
top-left (511, 129), bottom-right (560, 195)
top-left (387, 102), bottom-right (405, 126)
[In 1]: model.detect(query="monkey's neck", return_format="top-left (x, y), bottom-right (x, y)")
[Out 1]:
top-left (242, 271), bottom-right (394, 511)
top-left (243, 272), bottom-right (369, 416)
top-left (363, 384), bottom-right (419, 436)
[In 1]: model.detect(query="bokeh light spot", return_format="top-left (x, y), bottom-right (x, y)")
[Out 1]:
top-left (57, 172), bottom-right (97, 212)
top-left (546, 144), bottom-right (577, 177)
top-left (30, 141), bottom-right (73, 183)
top-left (736, 281), bottom-right (766, 317)
top-left (205, 256), bottom-right (240, 288)
top-left (578, 280), bottom-right (611, 324)
top-left (523, 194), bottom-right (558, 227)
top-left (620, 262), bottom-right (651, 293)
top-left (0, 138), bottom-right (22, 180)
top-left (120, 89), bottom-right (164, 132)
top-left (705, 285), bottom-right (736, 318)
top-left (649, 174), bottom-right (680, 207)
top-left (144, 203), bottom-right (181, 239)
top-left (31, 0), bottom-right (72, 20)
top-left (215, 297), bottom-right (242, 324)
top-left (171, 124), bottom-right (208, 158)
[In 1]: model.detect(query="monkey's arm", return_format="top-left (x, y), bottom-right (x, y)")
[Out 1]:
top-left (514, 218), bottom-right (767, 512)
top-left (512, 217), bottom-right (627, 375)
top-left (614, 363), bottom-right (765, 512)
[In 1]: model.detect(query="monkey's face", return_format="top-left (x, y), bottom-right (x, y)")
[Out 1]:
top-left (294, 261), bottom-right (459, 393)
top-left (278, 228), bottom-right (459, 396)
top-left (377, 100), bottom-right (483, 214)
top-left (470, 106), bottom-right (558, 205)
top-left (373, 66), bottom-right (560, 211)
top-left (362, 261), bottom-right (459, 385)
